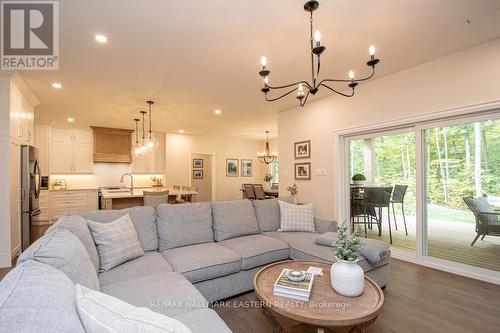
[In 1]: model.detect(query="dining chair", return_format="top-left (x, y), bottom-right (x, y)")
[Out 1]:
top-left (143, 190), bottom-right (169, 208)
top-left (271, 183), bottom-right (279, 190)
top-left (363, 186), bottom-right (394, 244)
top-left (173, 185), bottom-right (181, 190)
top-left (253, 184), bottom-right (266, 200)
top-left (182, 186), bottom-right (198, 203)
top-left (391, 185), bottom-right (408, 235)
top-left (243, 184), bottom-right (256, 200)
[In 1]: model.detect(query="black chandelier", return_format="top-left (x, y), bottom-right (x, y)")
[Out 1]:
top-left (258, 0), bottom-right (380, 107)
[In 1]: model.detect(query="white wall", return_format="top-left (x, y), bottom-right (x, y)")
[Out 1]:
top-left (278, 39), bottom-right (500, 219)
top-left (165, 133), bottom-right (268, 201)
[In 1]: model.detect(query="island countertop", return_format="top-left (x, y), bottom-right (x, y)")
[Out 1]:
top-left (101, 187), bottom-right (197, 199)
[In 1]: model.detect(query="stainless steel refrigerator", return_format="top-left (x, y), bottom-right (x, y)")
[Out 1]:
top-left (21, 145), bottom-right (41, 251)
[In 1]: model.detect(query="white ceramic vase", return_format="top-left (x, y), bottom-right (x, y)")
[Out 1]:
top-left (330, 259), bottom-right (364, 297)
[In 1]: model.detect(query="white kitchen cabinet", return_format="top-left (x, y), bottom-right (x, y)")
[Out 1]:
top-left (51, 128), bottom-right (93, 174)
top-left (9, 142), bottom-right (21, 258)
top-left (34, 124), bottom-right (50, 176)
top-left (50, 189), bottom-right (98, 222)
top-left (9, 84), bottom-right (34, 145)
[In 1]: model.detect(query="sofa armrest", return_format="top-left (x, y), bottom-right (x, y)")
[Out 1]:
top-left (314, 217), bottom-right (338, 234)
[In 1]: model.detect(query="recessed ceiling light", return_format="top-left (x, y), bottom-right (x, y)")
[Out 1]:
top-left (67, 117), bottom-right (75, 123)
top-left (179, 129), bottom-right (184, 133)
top-left (214, 109), bottom-right (221, 115)
top-left (52, 82), bottom-right (62, 89)
top-left (95, 34), bottom-right (107, 43)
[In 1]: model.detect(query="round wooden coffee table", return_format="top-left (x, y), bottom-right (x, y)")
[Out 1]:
top-left (253, 260), bottom-right (384, 333)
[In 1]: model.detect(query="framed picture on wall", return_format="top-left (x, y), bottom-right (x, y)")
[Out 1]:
top-left (294, 140), bottom-right (311, 159)
top-left (226, 158), bottom-right (239, 177)
top-left (295, 162), bottom-right (311, 180)
top-left (241, 159), bottom-right (253, 177)
top-left (193, 159), bottom-right (204, 168)
top-left (193, 170), bottom-right (203, 179)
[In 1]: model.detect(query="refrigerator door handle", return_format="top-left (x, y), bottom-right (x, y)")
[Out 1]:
top-left (30, 208), bottom-right (41, 217)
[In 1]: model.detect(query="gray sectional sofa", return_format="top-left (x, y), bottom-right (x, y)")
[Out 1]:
top-left (0, 198), bottom-right (390, 333)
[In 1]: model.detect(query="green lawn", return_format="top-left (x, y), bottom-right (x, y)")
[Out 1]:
top-left (401, 203), bottom-right (475, 224)
top-left (427, 204), bottom-right (475, 224)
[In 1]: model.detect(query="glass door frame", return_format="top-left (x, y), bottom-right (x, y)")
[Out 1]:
top-left (336, 101), bottom-right (500, 284)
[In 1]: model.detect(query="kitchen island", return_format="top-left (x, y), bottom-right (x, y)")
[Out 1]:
top-left (101, 187), bottom-right (198, 210)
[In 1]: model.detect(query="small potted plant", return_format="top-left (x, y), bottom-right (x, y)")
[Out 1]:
top-left (286, 183), bottom-right (298, 204)
top-left (351, 173), bottom-right (366, 185)
top-left (331, 222), bottom-right (364, 297)
top-left (264, 173), bottom-right (273, 189)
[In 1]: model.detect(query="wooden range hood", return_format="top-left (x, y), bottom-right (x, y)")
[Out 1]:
top-left (90, 126), bottom-right (133, 163)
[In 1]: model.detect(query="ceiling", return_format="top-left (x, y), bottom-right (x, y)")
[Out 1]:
top-left (21, 0), bottom-right (500, 139)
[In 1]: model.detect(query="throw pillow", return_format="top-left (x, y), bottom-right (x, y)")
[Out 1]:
top-left (278, 200), bottom-right (315, 232)
top-left (75, 284), bottom-right (192, 333)
top-left (87, 214), bottom-right (144, 272)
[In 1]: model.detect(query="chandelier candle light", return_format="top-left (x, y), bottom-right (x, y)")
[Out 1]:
top-left (257, 131), bottom-right (278, 164)
top-left (259, 0), bottom-right (380, 107)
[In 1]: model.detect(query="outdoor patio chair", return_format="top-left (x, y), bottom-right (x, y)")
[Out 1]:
top-left (363, 187), bottom-right (394, 244)
top-left (391, 185), bottom-right (408, 235)
top-left (463, 196), bottom-right (500, 246)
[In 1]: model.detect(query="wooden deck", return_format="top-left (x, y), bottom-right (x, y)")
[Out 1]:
top-left (362, 214), bottom-right (500, 272)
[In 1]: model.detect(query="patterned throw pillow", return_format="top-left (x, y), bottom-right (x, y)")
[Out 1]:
top-left (87, 214), bottom-right (144, 272)
top-left (278, 200), bottom-right (315, 232)
top-left (75, 284), bottom-right (192, 333)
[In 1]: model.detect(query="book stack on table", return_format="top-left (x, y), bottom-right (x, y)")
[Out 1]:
top-left (273, 268), bottom-right (314, 301)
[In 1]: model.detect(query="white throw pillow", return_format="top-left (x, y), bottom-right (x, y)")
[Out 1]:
top-left (278, 200), bottom-right (315, 232)
top-left (75, 284), bottom-right (192, 333)
top-left (87, 214), bottom-right (144, 272)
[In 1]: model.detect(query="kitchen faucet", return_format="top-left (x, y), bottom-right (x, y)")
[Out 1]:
top-left (120, 173), bottom-right (134, 192)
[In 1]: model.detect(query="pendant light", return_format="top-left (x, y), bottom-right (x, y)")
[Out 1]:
top-left (132, 118), bottom-right (142, 156)
top-left (257, 131), bottom-right (278, 164)
top-left (145, 100), bottom-right (158, 151)
top-left (139, 110), bottom-right (148, 154)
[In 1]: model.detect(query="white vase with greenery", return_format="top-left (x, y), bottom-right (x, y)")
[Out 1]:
top-left (286, 183), bottom-right (298, 204)
top-left (331, 223), bottom-right (364, 297)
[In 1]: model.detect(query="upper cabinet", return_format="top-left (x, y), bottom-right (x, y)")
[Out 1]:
top-left (131, 132), bottom-right (165, 174)
top-left (34, 124), bottom-right (50, 176)
top-left (51, 128), bottom-right (93, 174)
top-left (10, 84), bottom-right (34, 145)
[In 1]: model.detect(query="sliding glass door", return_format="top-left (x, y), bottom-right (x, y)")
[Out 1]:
top-left (343, 110), bottom-right (500, 277)
top-left (423, 118), bottom-right (500, 271)
top-left (348, 130), bottom-right (416, 252)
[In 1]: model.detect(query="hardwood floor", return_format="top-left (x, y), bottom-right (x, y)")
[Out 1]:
top-left (212, 259), bottom-right (500, 333)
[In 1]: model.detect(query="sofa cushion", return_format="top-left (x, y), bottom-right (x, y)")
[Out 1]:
top-left (76, 284), bottom-right (191, 333)
top-left (76, 206), bottom-right (158, 251)
top-left (157, 202), bottom-right (214, 251)
top-left (252, 199), bottom-right (280, 232)
top-left (18, 229), bottom-right (99, 290)
top-left (101, 273), bottom-right (208, 317)
top-left (99, 251), bottom-right (173, 287)
top-left (48, 214), bottom-right (99, 272)
top-left (211, 199), bottom-right (259, 241)
top-left (174, 309), bottom-right (232, 333)
top-left (162, 243), bottom-right (241, 283)
top-left (264, 231), bottom-right (389, 271)
top-left (279, 200), bottom-right (315, 232)
top-left (88, 214), bottom-right (145, 272)
top-left (219, 234), bottom-right (289, 270)
top-left (0, 260), bottom-right (86, 333)
top-left (315, 232), bottom-right (391, 265)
